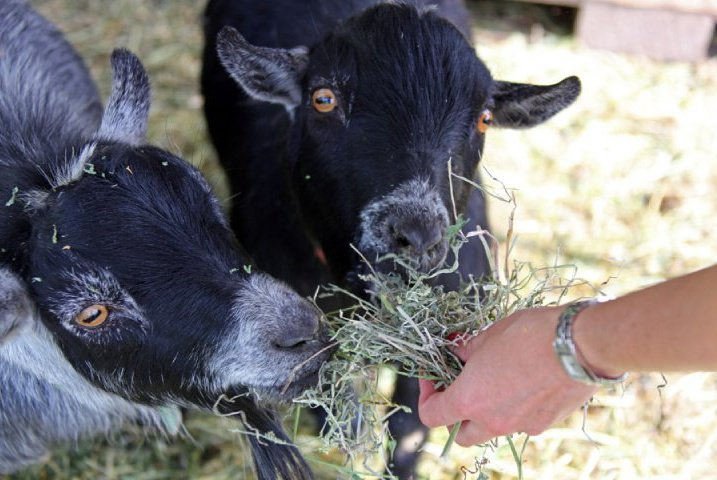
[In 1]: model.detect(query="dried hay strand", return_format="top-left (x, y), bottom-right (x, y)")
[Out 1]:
top-left (290, 181), bottom-right (593, 476)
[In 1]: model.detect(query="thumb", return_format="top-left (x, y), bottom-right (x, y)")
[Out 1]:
top-left (450, 331), bottom-right (485, 363)
top-left (418, 378), bottom-right (437, 404)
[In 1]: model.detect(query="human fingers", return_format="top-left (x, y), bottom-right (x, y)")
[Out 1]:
top-left (452, 407), bottom-right (553, 446)
top-left (418, 378), bottom-right (438, 404)
top-left (449, 389), bottom-right (553, 445)
top-left (453, 420), bottom-right (495, 447)
top-left (417, 385), bottom-right (462, 428)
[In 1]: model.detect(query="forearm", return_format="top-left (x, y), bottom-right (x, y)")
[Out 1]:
top-left (574, 264), bottom-right (717, 375)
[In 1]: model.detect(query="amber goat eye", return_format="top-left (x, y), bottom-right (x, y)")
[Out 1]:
top-left (311, 88), bottom-right (337, 113)
top-left (476, 109), bottom-right (493, 134)
top-left (75, 305), bottom-right (109, 328)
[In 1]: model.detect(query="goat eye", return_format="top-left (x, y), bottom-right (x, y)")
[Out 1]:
top-left (311, 88), bottom-right (337, 113)
top-left (476, 109), bottom-right (493, 134)
top-left (75, 305), bottom-right (109, 328)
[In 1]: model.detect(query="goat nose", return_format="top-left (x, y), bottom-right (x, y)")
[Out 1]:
top-left (273, 303), bottom-right (321, 349)
top-left (393, 221), bottom-right (444, 255)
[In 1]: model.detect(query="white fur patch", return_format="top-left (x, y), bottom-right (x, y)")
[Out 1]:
top-left (50, 142), bottom-right (96, 188)
top-left (0, 268), bottom-right (33, 344)
top-left (357, 177), bottom-right (450, 270)
top-left (17, 189), bottom-right (50, 212)
top-left (207, 274), bottom-right (321, 397)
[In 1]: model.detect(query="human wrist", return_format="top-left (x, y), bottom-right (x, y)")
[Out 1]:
top-left (571, 301), bottom-right (626, 379)
top-left (553, 300), bottom-right (627, 386)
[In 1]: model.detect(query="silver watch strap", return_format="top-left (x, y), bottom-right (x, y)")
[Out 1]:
top-left (553, 300), bottom-right (627, 386)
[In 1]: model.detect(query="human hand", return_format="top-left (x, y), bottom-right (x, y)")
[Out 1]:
top-left (418, 306), bottom-right (597, 446)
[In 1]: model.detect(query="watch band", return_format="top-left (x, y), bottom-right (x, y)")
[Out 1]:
top-left (553, 300), bottom-right (627, 386)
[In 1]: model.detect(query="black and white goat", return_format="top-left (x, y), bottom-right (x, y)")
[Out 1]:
top-left (0, 2), bottom-right (328, 478)
top-left (202, 1), bottom-right (581, 477)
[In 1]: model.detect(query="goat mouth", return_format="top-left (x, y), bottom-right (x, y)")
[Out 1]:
top-left (280, 342), bottom-right (335, 398)
top-left (348, 242), bottom-right (449, 284)
top-left (380, 245), bottom-right (449, 274)
top-left (251, 343), bottom-right (334, 403)
top-left (275, 370), bottom-right (320, 400)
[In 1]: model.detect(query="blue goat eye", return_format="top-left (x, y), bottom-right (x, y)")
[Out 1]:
top-left (312, 88), bottom-right (337, 113)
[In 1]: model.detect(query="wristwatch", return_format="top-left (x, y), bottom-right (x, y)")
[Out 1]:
top-left (553, 300), bottom-right (628, 386)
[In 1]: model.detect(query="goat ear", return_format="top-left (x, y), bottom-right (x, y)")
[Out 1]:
top-left (491, 76), bottom-right (581, 128)
top-left (216, 26), bottom-right (308, 109)
top-left (97, 49), bottom-right (151, 145)
top-left (0, 268), bottom-right (34, 344)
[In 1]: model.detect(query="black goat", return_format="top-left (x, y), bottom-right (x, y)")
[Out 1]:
top-left (0, 2), bottom-right (329, 478)
top-left (202, 1), bottom-right (580, 477)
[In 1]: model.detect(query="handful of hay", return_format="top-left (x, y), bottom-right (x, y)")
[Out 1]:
top-left (291, 189), bottom-right (587, 475)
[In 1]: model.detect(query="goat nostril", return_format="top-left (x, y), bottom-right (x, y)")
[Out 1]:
top-left (392, 224), bottom-right (444, 255)
top-left (396, 235), bottom-right (411, 249)
top-left (275, 338), bottom-right (310, 349)
top-left (274, 305), bottom-right (322, 350)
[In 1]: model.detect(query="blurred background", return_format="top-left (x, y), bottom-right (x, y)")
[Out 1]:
top-left (10, 0), bottom-right (717, 478)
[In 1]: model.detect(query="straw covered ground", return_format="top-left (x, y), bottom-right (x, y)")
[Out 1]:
top-left (9, 0), bottom-right (717, 479)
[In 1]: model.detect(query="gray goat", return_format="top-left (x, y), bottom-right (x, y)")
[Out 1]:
top-left (0, 2), bottom-right (328, 478)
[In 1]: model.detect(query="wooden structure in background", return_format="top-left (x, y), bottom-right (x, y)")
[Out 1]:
top-left (514, 0), bottom-right (717, 61)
